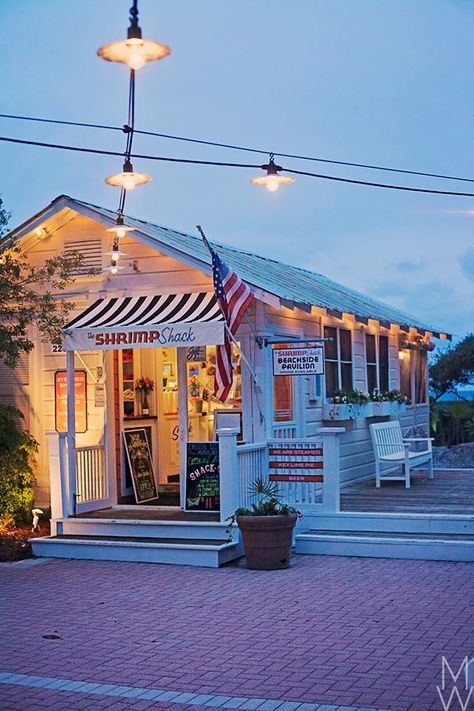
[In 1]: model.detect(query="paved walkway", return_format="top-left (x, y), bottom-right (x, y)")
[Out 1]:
top-left (0, 555), bottom-right (473, 711)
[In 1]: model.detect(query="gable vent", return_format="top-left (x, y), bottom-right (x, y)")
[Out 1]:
top-left (63, 238), bottom-right (103, 274)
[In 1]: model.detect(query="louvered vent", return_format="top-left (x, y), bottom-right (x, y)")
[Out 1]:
top-left (63, 239), bottom-right (103, 275)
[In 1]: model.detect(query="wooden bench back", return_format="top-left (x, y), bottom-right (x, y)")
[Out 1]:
top-left (370, 421), bottom-right (404, 458)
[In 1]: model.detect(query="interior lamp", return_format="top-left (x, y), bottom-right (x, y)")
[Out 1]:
top-left (97, 1), bottom-right (171, 70)
top-left (250, 154), bottom-right (295, 192)
top-left (105, 159), bottom-right (151, 190)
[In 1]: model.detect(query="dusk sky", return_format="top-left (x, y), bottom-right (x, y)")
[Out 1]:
top-left (1, 0), bottom-right (474, 338)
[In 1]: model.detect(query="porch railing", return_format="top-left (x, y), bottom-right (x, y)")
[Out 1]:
top-left (76, 445), bottom-right (106, 504)
top-left (236, 442), bottom-right (268, 509)
top-left (218, 427), bottom-right (345, 523)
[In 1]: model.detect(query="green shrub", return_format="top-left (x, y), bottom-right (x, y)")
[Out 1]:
top-left (0, 405), bottom-right (38, 528)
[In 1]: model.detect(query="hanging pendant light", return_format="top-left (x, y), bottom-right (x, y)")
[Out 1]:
top-left (250, 154), bottom-right (295, 192)
top-left (106, 216), bottom-right (135, 238)
top-left (106, 245), bottom-right (128, 263)
top-left (97, 0), bottom-right (171, 70)
top-left (106, 262), bottom-right (125, 275)
top-left (105, 159), bottom-right (151, 190)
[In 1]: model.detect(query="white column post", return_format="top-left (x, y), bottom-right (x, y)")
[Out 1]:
top-left (66, 350), bottom-right (77, 517)
top-left (46, 431), bottom-right (68, 532)
top-left (317, 427), bottom-right (345, 513)
top-left (217, 428), bottom-right (240, 523)
top-left (177, 347), bottom-right (189, 510)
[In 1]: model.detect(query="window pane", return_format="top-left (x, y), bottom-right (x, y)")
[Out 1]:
top-left (325, 362), bottom-right (338, 397)
top-left (324, 326), bottom-right (337, 360)
top-left (341, 363), bottom-right (353, 391)
top-left (273, 375), bottom-right (293, 422)
top-left (365, 334), bottom-right (376, 364)
top-left (367, 364), bottom-right (377, 393)
top-left (379, 335), bottom-right (389, 364)
top-left (339, 329), bottom-right (352, 362)
top-left (379, 365), bottom-right (389, 393)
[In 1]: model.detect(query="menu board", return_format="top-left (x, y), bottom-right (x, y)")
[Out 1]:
top-left (123, 428), bottom-right (159, 503)
top-left (55, 370), bottom-right (88, 433)
top-left (185, 442), bottom-right (220, 511)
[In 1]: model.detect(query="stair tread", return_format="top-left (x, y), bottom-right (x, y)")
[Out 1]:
top-left (299, 529), bottom-right (474, 541)
top-left (40, 535), bottom-right (234, 547)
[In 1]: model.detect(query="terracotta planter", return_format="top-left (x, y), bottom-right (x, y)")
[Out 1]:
top-left (236, 514), bottom-right (297, 570)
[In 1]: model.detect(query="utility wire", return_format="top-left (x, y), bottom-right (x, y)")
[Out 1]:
top-left (1, 111), bottom-right (473, 185)
top-left (2, 134), bottom-right (474, 197)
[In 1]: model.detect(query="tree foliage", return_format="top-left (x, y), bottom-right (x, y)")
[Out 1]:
top-left (0, 196), bottom-right (90, 367)
top-left (0, 405), bottom-right (38, 528)
top-left (429, 334), bottom-right (474, 400)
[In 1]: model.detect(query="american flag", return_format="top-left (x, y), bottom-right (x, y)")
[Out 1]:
top-left (210, 245), bottom-right (254, 402)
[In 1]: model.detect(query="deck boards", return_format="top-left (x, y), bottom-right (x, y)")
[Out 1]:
top-left (78, 509), bottom-right (220, 522)
top-left (341, 468), bottom-right (474, 515)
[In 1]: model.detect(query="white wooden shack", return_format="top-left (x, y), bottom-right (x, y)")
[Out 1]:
top-left (2, 194), bottom-right (461, 566)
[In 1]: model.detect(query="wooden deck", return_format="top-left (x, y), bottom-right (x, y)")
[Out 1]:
top-left (341, 468), bottom-right (474, 515)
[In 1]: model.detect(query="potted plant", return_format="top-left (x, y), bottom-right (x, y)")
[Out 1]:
top-left (232, 478), bottom-right (300, 570)
top-left (323, 389), bottom-right (370, 420)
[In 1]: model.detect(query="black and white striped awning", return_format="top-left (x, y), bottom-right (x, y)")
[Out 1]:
top-left (62, 292), bottom-right (226, 351)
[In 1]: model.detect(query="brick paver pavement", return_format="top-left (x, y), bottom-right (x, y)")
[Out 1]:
top-left (0, 555), bottom-right (472, 711)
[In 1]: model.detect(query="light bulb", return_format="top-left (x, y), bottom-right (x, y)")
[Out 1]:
top-left (127, 49), bottom-right (146, 70)
top-left (116, 227), bottom-right (126, 238)
top-left (111, 252), bottom-right (120, 263)
top-left (265, 177), bottom-right (280, 192)
top-left (122, 175), bottom-right (137, 190)
top-left (110, 264), bottom-right (119, 275)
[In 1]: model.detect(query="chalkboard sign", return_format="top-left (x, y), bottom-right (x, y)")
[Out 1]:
top-left (123, 428), bottom-right (158, 503)
top-left (185, 442), bottom-right (220, 511)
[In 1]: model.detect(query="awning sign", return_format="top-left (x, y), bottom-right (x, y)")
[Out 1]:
top-left (62, 321), bottom-right (225, 352)
top-left (272, 346), bottom-right (325, 376)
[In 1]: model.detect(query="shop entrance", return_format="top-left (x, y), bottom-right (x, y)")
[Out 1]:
top-left (118, 343), bottom-right (242, 506)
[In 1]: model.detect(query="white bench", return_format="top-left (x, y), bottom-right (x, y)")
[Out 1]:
top-left (369, 421), bottom-right (434, 488)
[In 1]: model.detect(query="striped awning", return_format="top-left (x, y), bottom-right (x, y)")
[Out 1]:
top-left (62, 292), bottom-right (226, 351)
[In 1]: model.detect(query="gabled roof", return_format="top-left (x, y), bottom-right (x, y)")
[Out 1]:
top-left (5, 194), bottom-right (450, 337)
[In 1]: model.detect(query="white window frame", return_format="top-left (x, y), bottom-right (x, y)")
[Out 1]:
top-left (323, 325), bottom-right (354, 396)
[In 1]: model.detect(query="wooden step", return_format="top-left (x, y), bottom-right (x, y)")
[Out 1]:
top-left (30, 534), bottom-right (243, 568)
top-left (58, 516), bottom-right (233, 541)
top-left (295, 528), bottom-right (474, 562)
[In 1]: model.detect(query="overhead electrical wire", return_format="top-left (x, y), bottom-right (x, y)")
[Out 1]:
top-left (1, 134), bottom-right (474, 197)
top-left (1, 111), bottom-right (473, 186)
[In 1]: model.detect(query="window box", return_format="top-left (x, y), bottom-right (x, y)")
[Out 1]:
top-left (323, 403), bottom-right (363, 421)
top-left (371, 401), bottom-right (392, 417)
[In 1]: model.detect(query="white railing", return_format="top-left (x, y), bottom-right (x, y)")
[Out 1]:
top-left (76, 445), bottom-right (106, 503)
top-left (272, 422), bottom-right (298, 439)
top-left (219, 428), bottom-right (345, 521)
top-left (236, 442), bottom-right (268, 509)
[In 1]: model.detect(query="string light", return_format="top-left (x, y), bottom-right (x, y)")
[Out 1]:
top-left (250, 154), bottom-right (295, 192)
top-left (100, 1), bottom-right (167, 274)
top-left (106, 216), bottom-right (135, 238)
top-left (105, 159), bottom-right (151, 190)
top-left (97, 0), bottom-right (170, 70)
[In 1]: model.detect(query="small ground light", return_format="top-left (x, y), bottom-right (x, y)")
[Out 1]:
top-left (97, 0), bottom-right (171, 70)
top-left (105, 159), bottom-right (151, 190)
top-left (250, 154), bottom-right (295, 192)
